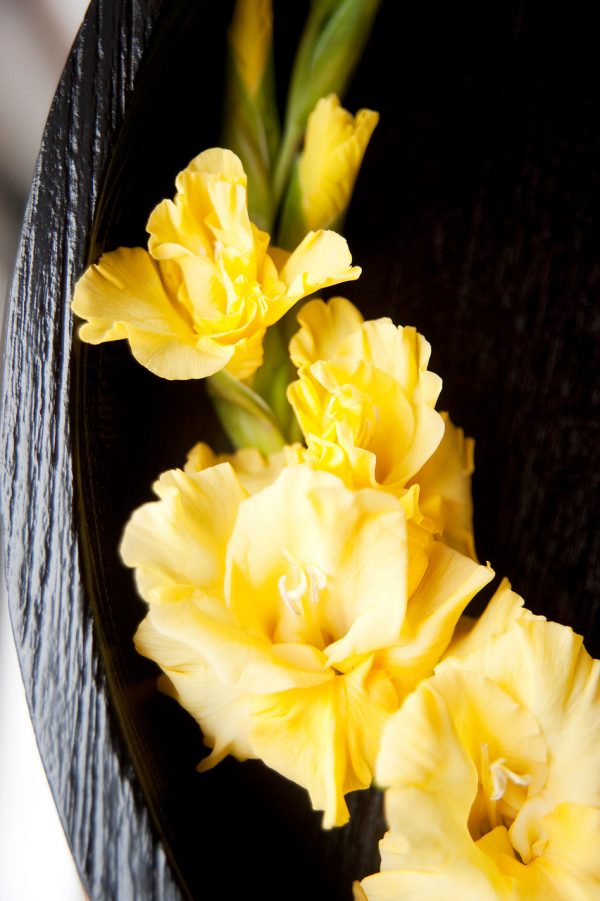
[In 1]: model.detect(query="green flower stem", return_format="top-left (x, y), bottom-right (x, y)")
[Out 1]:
top-left (207, 370), bottom-right (286, 455)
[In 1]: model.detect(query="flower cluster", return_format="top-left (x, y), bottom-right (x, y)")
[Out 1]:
top-left (71, 0), bottom-right (600, 894)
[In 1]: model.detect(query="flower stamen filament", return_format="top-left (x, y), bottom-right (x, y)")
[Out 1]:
top-left (277, 551), bottom-right (330, 649)
top-left (480, 742), bottom-right (532, 830)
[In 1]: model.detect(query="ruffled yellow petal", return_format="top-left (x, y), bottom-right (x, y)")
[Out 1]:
top-left (409, 413), bottom-right (477, 559)
top-left (252, 656), bottom-right (397, 828)
top-left (378, 542), bottom-right (493, 694)
top-left (366, 684), bottom-right (508, 899)
top-left (184, 441), bottom-right (302, 494)
top-left (268, 230), bottom-right (361, 325)
top-left (447, 578), bottom-right (544, 661)
top-left (360, 868), bottom-right (503, 901)
top-left (513, 803), bottom-right (600, 899)
top-left (120, 464), bottom-right (247, 599)
top-left (289, 295), bottom-right (364, 370)
top-left (143, 595), bottom-right (331, 694)
top-left (298, 94), bottom-right (379, 232)
top-left (72, 246), bottom-right (235, 379)
top-left (135, 613), bottom-right (255, 767)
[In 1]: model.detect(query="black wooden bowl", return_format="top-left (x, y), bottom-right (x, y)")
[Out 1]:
top-left (2, 1), bottom-right (599, 898)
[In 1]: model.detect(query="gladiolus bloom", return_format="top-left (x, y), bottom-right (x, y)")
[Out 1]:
top-left (121, 463), bottom-right (491, 827)
top-left (360, 585), bottom-right (600, 899)
top-left (72, 149), bottom-right (359, 381)
top-left (288, 297), bottom-right (476, 556)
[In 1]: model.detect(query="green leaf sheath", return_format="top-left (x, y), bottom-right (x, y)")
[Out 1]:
top-left (207, 370), bottom-right (287, 455)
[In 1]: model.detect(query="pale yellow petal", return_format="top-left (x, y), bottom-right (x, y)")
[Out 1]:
top-left (251, 657), bottom-right (397, 828)
top-left (135, 613), bottom-right (255, 767)
top-left (276, 230), bottom-right (361, 312)
top-left (338, 322), bottom-right (440, 402)
top-left (379, 542), bottom-right (493, 693)
top-left (73, 246), bottom-right (237, 379)
top-left (184, 146), bottom-right (247, 180)
top-left (431, 666), bottom-right (548, 816)
top-left (518, 803), bottom-right (600, 899)
top-left (120, 464), bottom-right (246, 599)
top-left (73, 246), bottom-right (191, 338)
top-left (447, 578), bottom-right (544, 661)
top-left (184, 441), bottom-right (292, 494)
top-left (375, 681), bottom-right (476, 820)
top-left (289, 296), bottom-right (364, 369)
top-left (147, 596), bottom-right (332, 695)
top-left (299, 95), bottom-right (379, 231)
top-left (224, 325), bottom-right (266, 380)
top-left (409, 413), bottom-right (476, 559)
top-left (365, 683), bottom-right (512, 899)
top-left (360, 868), bottom-right (502, 901)
top-left (147, 195), bottom-right (213, 260)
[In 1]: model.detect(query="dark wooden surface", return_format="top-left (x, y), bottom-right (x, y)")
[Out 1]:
top-left (0, 1), bottom-right (181, 899)
top-left (1, 1), bottom-right (599, 899)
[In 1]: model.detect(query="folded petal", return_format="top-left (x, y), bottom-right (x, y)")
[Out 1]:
top-left (289, 295), bottom-right (364, 370)
top-left (379, 542), bottom-right (493, 693)
top-left (252, 657), bottom-right (397, 828)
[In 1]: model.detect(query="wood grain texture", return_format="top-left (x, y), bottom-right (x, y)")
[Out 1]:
top-left (0, 1), bottom-right (182, 898)
top-left (1, 0), bottom-right (599, 899)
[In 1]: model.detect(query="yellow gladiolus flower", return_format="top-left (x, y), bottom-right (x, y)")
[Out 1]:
top-left (288, 296), bottom-right (476, 556)
top-left (121, 463), bottom-right (491, 827)
top-left (360, 585), bottom-right (600, 899)
top-left (299, 94), bottom-right (379, 231)
top-left (72, 149), bottom-right (360, 381)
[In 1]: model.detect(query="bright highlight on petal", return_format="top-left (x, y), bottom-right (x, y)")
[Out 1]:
top-left (123, 462), bottom-right (491, 827)
top-left (72, 149), bottom-right (360, 381)
top-left (360, 607), bottom-right (600, 899)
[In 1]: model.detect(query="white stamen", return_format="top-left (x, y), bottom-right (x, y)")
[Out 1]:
top-left (487, 754), bottom-right (532, 801)
top-left (278, 565), bottom-right (307, 616)
top-left (307, 564), bottom-right (327, 604)
top-left (278, 552), bottom-right (327, 614)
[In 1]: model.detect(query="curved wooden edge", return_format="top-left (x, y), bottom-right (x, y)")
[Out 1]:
top-left (0, 1), bottom-right (182, 898)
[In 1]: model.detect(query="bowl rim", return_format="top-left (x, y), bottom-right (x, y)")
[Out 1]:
top-left (0, 1), bottom-right (183, 897)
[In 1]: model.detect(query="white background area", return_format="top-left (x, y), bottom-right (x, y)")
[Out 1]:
top-left (1, 1), bottom-right (91, 898)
